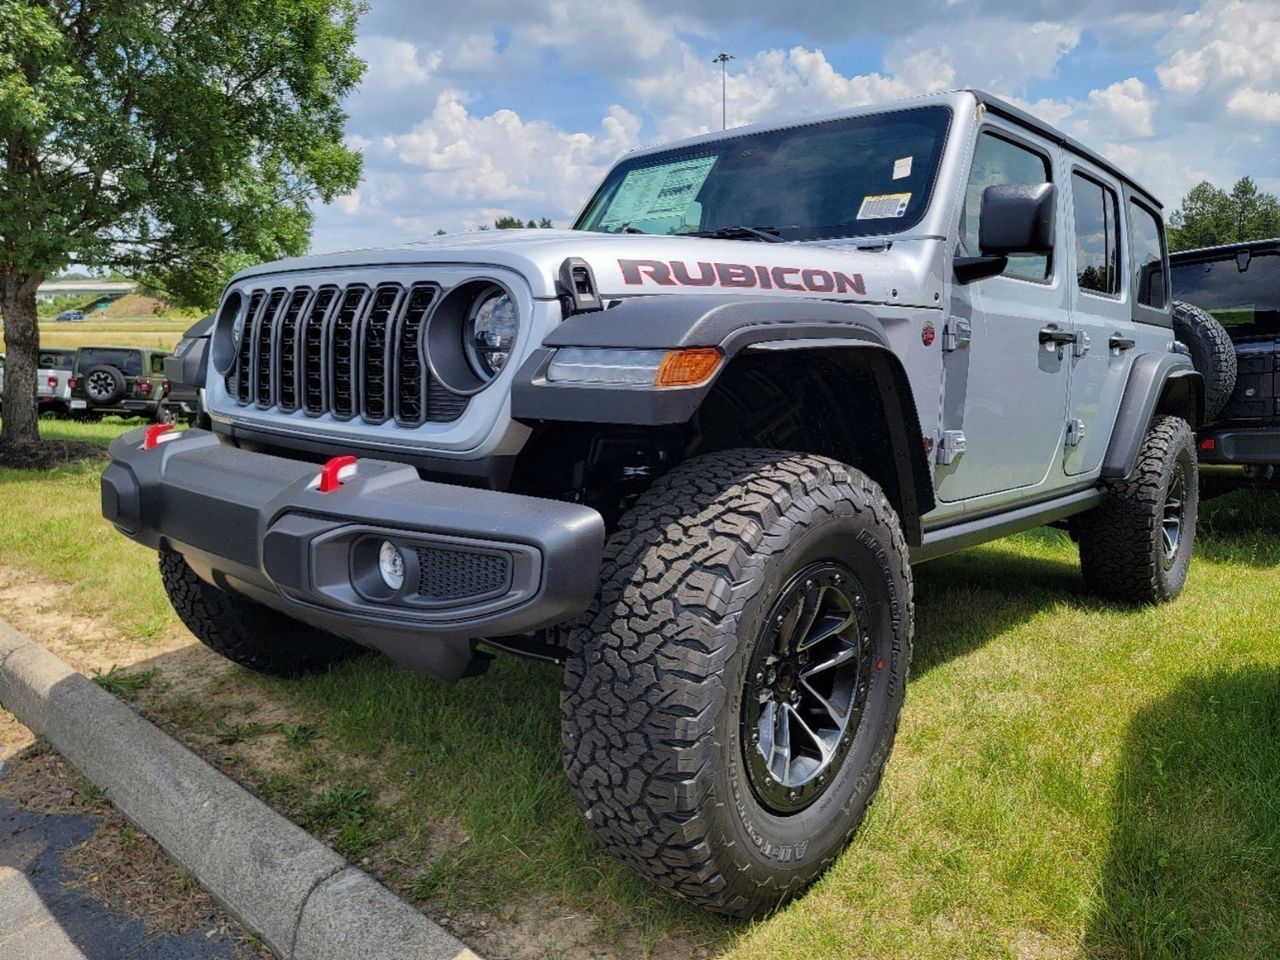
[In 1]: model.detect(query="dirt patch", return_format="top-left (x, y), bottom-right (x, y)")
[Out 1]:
top-left (0, 438), bottom-right (108, 470)
top-left (0, 743), bottom-right (267, 955)
top-left (102, 293), bottom-right (169, 318)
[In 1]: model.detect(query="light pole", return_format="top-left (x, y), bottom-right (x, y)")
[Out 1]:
top-left (712, 52), bottom-right (735, 130)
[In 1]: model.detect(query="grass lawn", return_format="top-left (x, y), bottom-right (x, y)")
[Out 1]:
top-left (2, 419), bottom-right (1279, 958)
top-left (35, 315), bottom-right (194, 352)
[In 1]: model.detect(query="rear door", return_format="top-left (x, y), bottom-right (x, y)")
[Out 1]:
top-left (1064, 166), bottom-right (1135, 476)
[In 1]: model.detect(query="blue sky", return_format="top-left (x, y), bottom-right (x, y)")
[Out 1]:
top-left (310, 0), bottom-right (1280, 253)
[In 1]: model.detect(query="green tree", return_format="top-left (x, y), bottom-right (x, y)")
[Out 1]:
top-left (1168, 177), bottom-right (1280, 251)
top-left (0, 0), bottom-right (365, 447)
top-left (493, 215), bottom-right (524, 229)
top-left (538, 217), bottom-right (553, 228)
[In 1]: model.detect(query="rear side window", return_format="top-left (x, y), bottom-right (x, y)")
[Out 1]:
top-left (38, 351), bottom-right (74, 370)
top-left (150, 353), bottom-right (166, 374)
top-left (76, 348), bottom-right (143, 376)
top-left (1129, 201), bottom-right (1167, 309)
top-left (961, 132), bottom-right (1053, 282)
top-left (1072, 172), bottom-right (1121, 296)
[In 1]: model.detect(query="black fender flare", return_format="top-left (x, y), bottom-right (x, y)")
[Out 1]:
top-left (511, 294), bottom-right (935, 541)
top-left (1101, 351), bottom-right (1203, 480)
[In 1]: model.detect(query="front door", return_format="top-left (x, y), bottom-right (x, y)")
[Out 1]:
top-left (936, 125), bottom-right (1071, 504)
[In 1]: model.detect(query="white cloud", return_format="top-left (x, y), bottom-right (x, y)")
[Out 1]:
top-left (1155, 0), bottom-right (1280, 97)
top-left (355, 36), bottom-right (440, 95)
top-left (1226, 87), bottom-right (1280, 123)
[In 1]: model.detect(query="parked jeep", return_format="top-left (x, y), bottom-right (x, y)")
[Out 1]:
top-left (71, 346), bottom-right (174, 422)
top-left (37, 348), bottom-right (76, 415)
top-left (102, 90), bottom-right (1202, 917)
top-left (1171, 239), bottom-right (1278, 474)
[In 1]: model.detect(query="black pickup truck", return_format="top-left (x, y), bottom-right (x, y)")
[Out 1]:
top-left (1171, 239), bottom-right (1279, 476)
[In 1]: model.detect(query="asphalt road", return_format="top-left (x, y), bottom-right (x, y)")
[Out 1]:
top-left (0, 763), bottom-right (244, 960)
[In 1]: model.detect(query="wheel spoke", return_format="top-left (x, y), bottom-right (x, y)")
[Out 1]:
top-left (785, 703), bottom-right (831, 765)
top-left (801, 643), bottom-right (856, 679)
top-left (766, 701), bottom-right (791, 781)
top-left (781, 589), bottom-right (821, 653)
top-left (801, 676), bottom-right (850, 727)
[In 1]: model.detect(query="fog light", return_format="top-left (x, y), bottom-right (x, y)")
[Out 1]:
top-left (378, 540), bottom-right (405, 591)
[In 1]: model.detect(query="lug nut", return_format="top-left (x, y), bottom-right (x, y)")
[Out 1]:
top-left (805, 579), bottom-right (814, 590)
top-left (789, 791), bottom-right (798, 800)
top-left (832, 574), bottom-right (842, 585)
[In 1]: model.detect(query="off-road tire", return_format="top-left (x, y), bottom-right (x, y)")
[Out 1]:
top-left (1172, 300), bottom-right (1236, 420)
top-left (83, 364), bottom-right (126, 406)
top-left (160, 548), bottom-right (359, 676)
top-left (151, 402), bottom-right (175, 425)
top-left (1077, 416), bottom-right (1198, 604)
top-left (560, 449), bottom-right (913, 917)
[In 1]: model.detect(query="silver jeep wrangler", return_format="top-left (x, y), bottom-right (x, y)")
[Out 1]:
top-left (102, 89), bottom-right (1202, 917)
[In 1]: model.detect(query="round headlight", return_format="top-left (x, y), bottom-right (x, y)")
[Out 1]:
top-left (378, 540), bottom-right (405, 591)
top-left (464, 288), bottom-right (519, 379)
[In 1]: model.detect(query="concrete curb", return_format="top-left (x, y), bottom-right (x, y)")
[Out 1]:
top-left (0, 621), bottom-right (480, 960)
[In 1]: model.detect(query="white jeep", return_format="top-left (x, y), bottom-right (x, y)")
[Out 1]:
top-left (103, 89), bottom-right (1202, 916)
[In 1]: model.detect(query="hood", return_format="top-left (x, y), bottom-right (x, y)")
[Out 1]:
top-left (232, 229), bottom-right (939, 308)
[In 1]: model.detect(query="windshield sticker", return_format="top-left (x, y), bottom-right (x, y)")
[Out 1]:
top-left (618, 259), bottom-right (867, 296)
top-left (598, 156), bottom-right (718, 229)
top-left (858, 193), bottom-right (911, 219)
top-left (892, 156), bottom-right (912, 180)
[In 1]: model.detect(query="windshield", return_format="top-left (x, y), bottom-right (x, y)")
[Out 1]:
top-left (1171, 250), bottom-right (1280, 339)
top-left (76, 348), bottom-right (143, 376)
top-left (38, 350), bottom-right (74, 370)
top-left (575, 106), bottom-right (952, 241)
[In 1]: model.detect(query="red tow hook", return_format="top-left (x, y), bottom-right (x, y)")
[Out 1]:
top-left (317, 455), bottom-right (358, 493)
top-left (143, 423), bottom-right (176, 450)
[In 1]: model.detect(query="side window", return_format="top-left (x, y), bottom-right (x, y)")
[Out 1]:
top-left (151, 353), bottom-right (167, 375)
top-left (1071, 172), bottom-right (1121, 296)
top-left (1129, 201), bottom-right (1167, 309)
top-left (961, 131), bottom-right (1052, 281)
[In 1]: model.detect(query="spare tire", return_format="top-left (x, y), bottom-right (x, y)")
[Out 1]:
top-left (1172, 300), bottom-right (1236, 421)
top-left (84, 364), bottom-right (126, 406)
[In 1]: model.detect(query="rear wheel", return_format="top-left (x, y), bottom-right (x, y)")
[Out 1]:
top-left (160, 549), bottom-right (359, 676)
top-left (561, 450), bottom-right (913, 917)
top-left (1077, 416), bottom-right (1198, 604)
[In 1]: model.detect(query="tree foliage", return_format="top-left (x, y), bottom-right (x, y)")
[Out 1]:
top-left (494, 215), bottom-right (555, 230)
top-left (1168, 177), bottom-right (1280, 252)
top-left (0, 0), bottom-right (365, 446)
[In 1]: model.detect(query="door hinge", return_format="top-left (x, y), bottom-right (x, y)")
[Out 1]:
top-left (936, 430), bottom-right (967, 465)
top-left (1073, 330), bottom-right (1091, 358)
top-left (1066, 418), bottom-right (1086, 447)
top-left (942, 316), bottom-right (971, 352)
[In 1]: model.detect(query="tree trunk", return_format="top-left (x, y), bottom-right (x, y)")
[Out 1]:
top-left (0, 269), bottom-right (44, 448)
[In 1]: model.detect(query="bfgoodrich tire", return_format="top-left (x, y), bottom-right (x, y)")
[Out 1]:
top-left (560, 450), bottom-right (913, 917)
top-left (1077, 416), bottom-right (1198, 604)
top-left (1172, 300), bottom-right (1236, 421)
top-left (160, 549), bottom-right (359, 676)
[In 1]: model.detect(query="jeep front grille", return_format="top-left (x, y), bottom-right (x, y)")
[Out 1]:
top-left (224, 280), bottom-right (466, 425)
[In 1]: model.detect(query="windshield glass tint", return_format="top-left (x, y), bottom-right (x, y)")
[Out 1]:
top-left (38, 350), bottom-right (74, 370)
top-left (77, 348), bottom-right (143, 376)
top-left (1171, 252), bottom-right (1279, 338)
top-left (575, 106), bottom-right (952, 241)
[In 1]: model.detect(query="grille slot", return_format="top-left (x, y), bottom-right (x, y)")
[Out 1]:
top-left (415, 547), bottom-right (512, 602)
top-left (225, 278), bottom-right (469, 427)
top-left (275, 288), bottom-right (312, 413)
top-left (360, 284), bottom-right (404, 423)
top-left (254, 289), bottom-right (287, 407)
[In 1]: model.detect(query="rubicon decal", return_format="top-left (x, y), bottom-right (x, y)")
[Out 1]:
top-left (619, 259), bottom-right (867, 296)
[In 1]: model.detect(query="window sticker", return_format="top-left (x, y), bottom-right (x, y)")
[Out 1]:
top-left (857, 192), bottom-right (911, 219)
top-left (597, 156), bottom-right (718, 229)
top-left (892, 156), bottom-right (913, 180)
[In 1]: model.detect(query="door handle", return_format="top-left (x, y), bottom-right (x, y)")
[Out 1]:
top-left (1039, 325), bottom-right (1077, 346)
top-left (1108, 334), bottom-right (1136, 351)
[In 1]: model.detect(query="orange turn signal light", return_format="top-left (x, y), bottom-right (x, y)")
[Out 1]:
top-left (655, 347), bottom-right (723, 387)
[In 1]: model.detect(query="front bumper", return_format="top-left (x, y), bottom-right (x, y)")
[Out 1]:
top-left (101, 428), bottom-right (605, 681)
top-left (1198, 424), bottom-right (1280, 465)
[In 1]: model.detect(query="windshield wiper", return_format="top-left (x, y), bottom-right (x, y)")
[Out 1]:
top-left (611, 223), bottom-right (647, 234)
top-left (689, 225), bottom-right (785, 243)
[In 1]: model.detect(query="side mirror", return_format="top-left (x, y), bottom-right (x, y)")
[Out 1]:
top-left (979, 182), bottom-right (1056, 256)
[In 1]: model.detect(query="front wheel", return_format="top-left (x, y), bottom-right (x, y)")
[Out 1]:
top-left (1077, 416), bottom-right (1198, 604)
top-left (561, 450), bottom-right (913, 917)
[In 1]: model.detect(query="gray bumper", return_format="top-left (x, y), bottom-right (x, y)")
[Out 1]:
top-left (101, 428), bottom-right (605, 681)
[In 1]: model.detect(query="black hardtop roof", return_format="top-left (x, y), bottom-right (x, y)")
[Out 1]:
top-left (968, 90), bottom-right (1163, 211)
top-left (1169, 237), bottom-right (1280, 263)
